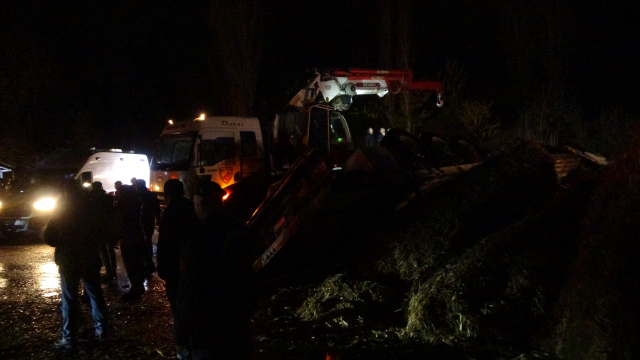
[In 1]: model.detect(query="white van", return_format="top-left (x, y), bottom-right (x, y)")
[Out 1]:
top-left (76, 150), bottom-right (150, 192)
top-left (0, 148), bottom-right (149, 239)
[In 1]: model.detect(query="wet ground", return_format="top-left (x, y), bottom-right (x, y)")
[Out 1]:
top-left (0, 240), bottom-right (484, 360)
top-left (0, 240), bottom-right (176, 359)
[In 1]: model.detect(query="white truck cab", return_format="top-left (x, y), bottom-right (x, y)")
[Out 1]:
top-left (150, 116), bottom-right (265, 199)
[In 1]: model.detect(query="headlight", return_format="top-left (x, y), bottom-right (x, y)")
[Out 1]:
top-left (34, 198), bottom-right (56, 211)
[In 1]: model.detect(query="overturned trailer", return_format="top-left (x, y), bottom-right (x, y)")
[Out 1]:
top-left (248, 127), bottom-right (485, 273)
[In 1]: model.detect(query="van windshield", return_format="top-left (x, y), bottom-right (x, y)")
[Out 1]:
top-left (151, 133), bottom-right (196, 171)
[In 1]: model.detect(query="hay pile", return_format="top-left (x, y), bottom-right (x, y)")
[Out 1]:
top-left (375, 140), bottom-right (594, 352)
top-left (251, 139), bottom-right (625, 358)
top-left (296, 273), bottom-right (385, 321)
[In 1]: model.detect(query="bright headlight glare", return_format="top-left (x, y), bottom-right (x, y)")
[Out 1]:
top-left (34, 198), bottom-right (56, 211)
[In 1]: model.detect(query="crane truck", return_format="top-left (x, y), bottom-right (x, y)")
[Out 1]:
top-left (245, 69), bottom-right (485, 273)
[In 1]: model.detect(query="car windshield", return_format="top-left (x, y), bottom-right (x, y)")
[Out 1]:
top-left (7, 149), bottom-right (92, 194)
top-left (151, 133), bottom-right (196, 170)
top-left (6, 170), bottom-right (71, 195)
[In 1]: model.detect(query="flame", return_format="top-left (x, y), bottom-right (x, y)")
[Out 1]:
top-left (222, 191), bottom-right (230, 201)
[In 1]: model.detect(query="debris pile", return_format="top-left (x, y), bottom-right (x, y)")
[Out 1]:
top-left (553, 126), bottom-right (640, 360)
top-left (251, 138), bottom-right (613, 358)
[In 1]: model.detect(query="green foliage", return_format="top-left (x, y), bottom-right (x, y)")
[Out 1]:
top-left (513, 91), bottom-right (584, 147)
top-left (441, 60), bottom-right (468, 109)
top-left (553, 125), bottom-right (640, 360)
top-left (509, 91), bottom-right (636, 159)
top-left (586, 107), bottom-right (635, 158)
top-left (459, 100), bottom-right (500, 140)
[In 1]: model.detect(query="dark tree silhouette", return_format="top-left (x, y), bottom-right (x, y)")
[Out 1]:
top-left (376, 0), bottom-right (422, 132)
top-left (209, 0), bottom-right (263, 117)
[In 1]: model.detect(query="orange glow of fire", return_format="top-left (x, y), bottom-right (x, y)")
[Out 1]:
top-left (222, 191), bottom-right (230, 201)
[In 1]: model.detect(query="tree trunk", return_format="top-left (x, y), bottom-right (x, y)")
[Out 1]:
top-left (210, 0), bottom-right (262, 117)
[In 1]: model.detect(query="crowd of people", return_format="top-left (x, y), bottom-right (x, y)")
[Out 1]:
top-left (44, 178), bottom-right (252, 359)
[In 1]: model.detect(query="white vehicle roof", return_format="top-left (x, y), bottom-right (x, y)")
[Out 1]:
top-left (161, 116), bottom-right (261, 136)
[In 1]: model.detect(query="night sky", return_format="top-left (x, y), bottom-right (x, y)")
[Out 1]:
top-left (1, 0), bottom-right (638, 155)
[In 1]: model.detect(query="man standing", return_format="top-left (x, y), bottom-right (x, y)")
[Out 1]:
top-left (135, 179), bottom-right (160, 275)
top-left (178, 181), bottom-right (253, 359)
top-left (115, 185), bottom-right (146, 301)
top-left (156, 179), bottom-right (199, 359)
top-left (44, 180), bottom-right (108, 351)
top-left (378, 127), bottom-right (386, 144)
top-left (88, 181), bottom-right (117, 283)
top-left (365, 127), bottom-right (377, 148)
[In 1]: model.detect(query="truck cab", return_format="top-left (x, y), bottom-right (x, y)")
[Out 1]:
top-left (271, 104), bottom-right (354, 173)
top-left (150, 116), bottom-right (265, 200)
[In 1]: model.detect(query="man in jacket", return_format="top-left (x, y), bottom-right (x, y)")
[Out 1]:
top-left (378, 127), bottom-right (386, 144)
top-left (177, 181), bottom-right (253, 359)
top-left (115, 184), bottom-right (146, 301)
top-left (156, 179), bottom-right (199, 359)
top-left (135, 179), bottom-right (160, 275)
top-left (365, 127), bottom-right (378, 148)
top-left (45, 180), bottom-right (108, 351)
top-left (88, 181), bottom-right (117, 283)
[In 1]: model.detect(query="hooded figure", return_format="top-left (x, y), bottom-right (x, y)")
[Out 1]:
top-left (135, 179), bottom-right (160, 275)
top-left (88, 181), bottom-right (117, 282)
top-left (176, 181), bottom-right (253, 359)
top-left (114, 184), bottom-right (146, 300)
top-left (156, 179), bottom-right (199, 358)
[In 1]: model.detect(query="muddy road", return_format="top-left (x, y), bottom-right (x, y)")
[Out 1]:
top-left (0, 242), bottom-right (175, 359)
